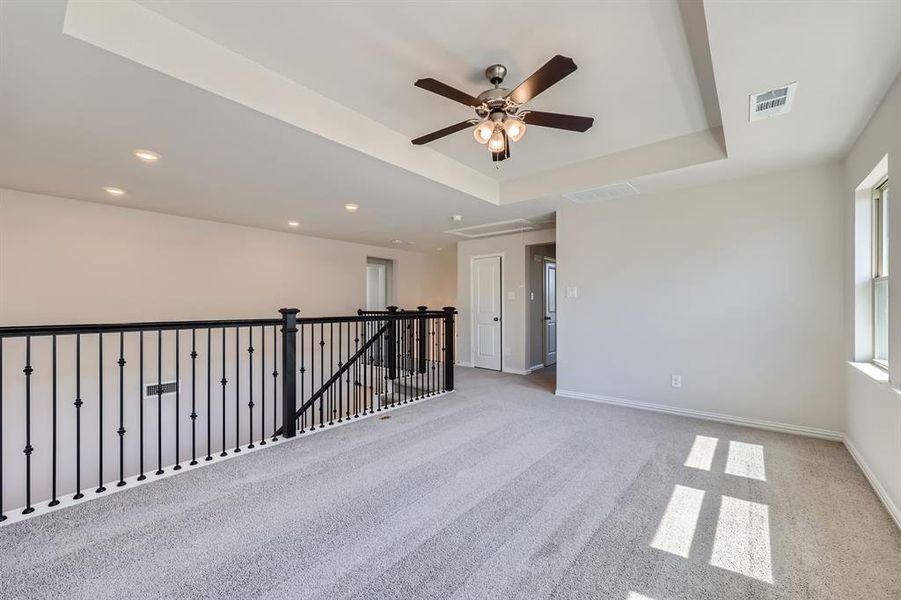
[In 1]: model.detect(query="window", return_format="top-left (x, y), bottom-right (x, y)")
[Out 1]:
top-left (873, 179), bottom-right (889, 367)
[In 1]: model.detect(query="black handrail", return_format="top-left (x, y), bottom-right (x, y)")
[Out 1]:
top-left (0, 318), bottom-right (282, 338)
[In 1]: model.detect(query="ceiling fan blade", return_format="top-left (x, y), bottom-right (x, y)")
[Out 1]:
top-left (508, 55), bottom-right (578, 105)
top-left (411, 120), bottom-right (474, 145)
top-left (522, 111), bottom-right (594, 132)
top-left (414, 78), bottom-right (483, 108)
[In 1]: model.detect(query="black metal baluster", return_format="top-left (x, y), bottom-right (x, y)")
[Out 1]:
top-left (299, 323), bottom-right (305, 434)
top-left (261, 326), bottom-right (267, 445)
top-left (354, 321), bottom-right (360, 417)
top-left (345, 321), bottom-right (351, 421)
top-left (0, 340), bottom-right (4, 521)
top-left (319, 323), bottom-right (324, 427)
top-left (234, 327), bottom-right (240, 453)
top-left (247, 327), bottom-right (254, 449)
top-left (49, 335), bottom-right (59, 505)
top-left (117, 332), bottom-right (126, 487)
top-left (97, 333), bottom-right (106, 493)
top-left (271, 325), bottom-right (278, 441)
top-left (337, 322), bottom-right (343, 423)
top-left (138, 332), bottom-right (145, 480)
top-left (221, 328), bottom-right (228, 457)
top-left (22, 336), bottom-right (34, 513)
top-left (62, 342), bottom-right (87, 499)
top-left (190, 329), bottom-right (198, 466)
top-left (431, 317), bottom-right (437, 396)
top-left (206, 328), bottom-right (212, 461)
top-left (174, 330), bottom-right (181, 471)
top-left (329, 323), bottom-right (335, 425)
top-left (156, 330), bottom-right (164, 475)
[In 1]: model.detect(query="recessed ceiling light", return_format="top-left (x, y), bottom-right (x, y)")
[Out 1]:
top-left (104, 187), bottom-right (126, 197)
top-left (436, 247), bottom-right (443, 251)
top-left (392, 239), bottom-right (403, 244)
top-left (287, 221), bottom-right (300, 228)
top-left (344, 203), bottom-right (359, 213)
top-left (452, 215), bottom-right (463, 222)
top-left (133, 149), bottom-right (160, 163)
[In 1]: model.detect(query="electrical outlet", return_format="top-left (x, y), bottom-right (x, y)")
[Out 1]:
top-left (671, 374), bottom-right (682, 388)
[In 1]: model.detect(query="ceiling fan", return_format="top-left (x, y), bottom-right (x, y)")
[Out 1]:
top-left (411, 55), bottom-right (594, 162)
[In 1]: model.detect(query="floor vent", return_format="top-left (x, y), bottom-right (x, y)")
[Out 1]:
top-left (445, 218), bottom-right (537, 239)
top-left (145, 381), bottom-right (178, 398)
top-left (749, 82), bottom-right (797, 122)
top-left (562, 182), bottom-right (639, 203)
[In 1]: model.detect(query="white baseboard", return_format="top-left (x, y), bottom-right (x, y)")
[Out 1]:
top-left (528, 363), bottom-right (545, 373)
top-left (457, 361), bottom-right (473, 368)
top-left (843, 436), bottom-right (901, 530)
top-left (503, 367), bottom-right (531, 375)
top-left (554, 388), bottom-right (844, 441)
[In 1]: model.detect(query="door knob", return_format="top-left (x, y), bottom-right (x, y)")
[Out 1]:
top-left (545, 316), bottom-right (551, 320)
top-left (493, 317), bottom-right (499, 322)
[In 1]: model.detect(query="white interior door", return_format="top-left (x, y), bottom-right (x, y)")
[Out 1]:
top-left (472, 255), bottom-right (502, 371)
top-left (544, 259), bottom-right (557, 366)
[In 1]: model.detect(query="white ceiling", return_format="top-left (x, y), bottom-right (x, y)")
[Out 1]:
top-left (0, 0), bottom-right (899, 250)
top-left (132, 0), bottom-right (712, 181)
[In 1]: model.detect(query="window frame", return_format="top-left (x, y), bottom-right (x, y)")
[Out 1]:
top-left (872, 177), bottom-right (889, 369)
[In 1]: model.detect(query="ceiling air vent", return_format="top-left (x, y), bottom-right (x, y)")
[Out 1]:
top-left (562, 182), bottom-right (639, 203)
top-left (749, 82), bottom-right (797, 122)
top-left (445, 218), bottom-right (537, 239)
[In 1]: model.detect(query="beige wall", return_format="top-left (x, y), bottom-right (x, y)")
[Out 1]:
top-left (456, 229), bottom-right (555, 373)
top-left (842, 72), bottom-right (901, 523)
top-left (0, 188), bottom-right (456, 323)
top-left (556, 162), bottom-right (846, 434)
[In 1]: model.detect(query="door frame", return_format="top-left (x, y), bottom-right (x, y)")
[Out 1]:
top-left (469, 252), bottom-right (504, 371)
top-left (542, 256), bottom-right (557, 366)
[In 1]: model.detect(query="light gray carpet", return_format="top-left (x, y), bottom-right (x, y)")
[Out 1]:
top-left (1, 366), bottom-right (899, 599)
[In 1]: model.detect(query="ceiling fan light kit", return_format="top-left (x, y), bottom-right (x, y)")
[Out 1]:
top-left (412, 55), bottom-right (594, 163)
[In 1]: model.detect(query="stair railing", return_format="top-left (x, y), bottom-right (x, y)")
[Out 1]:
top-left (0, 306), bottom-right (456, 523)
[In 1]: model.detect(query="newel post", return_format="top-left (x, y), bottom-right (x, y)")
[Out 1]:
top-left (386, 306), bottom-right (398, 380)
top-left (443, 307), bottom-right (456, 391)
top-left (279, 308), bottom-right (299, 439)
top-left (417, 306), bottom-right (428, 374)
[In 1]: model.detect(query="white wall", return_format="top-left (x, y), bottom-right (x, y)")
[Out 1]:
top-left (456, 229), bottom-right (555, 373)
top-left (843, 73), bottom-right (901, 524)
top-left (556, 163), bottom-right (846, 435)
top-left (0, 188), bottom-right (456, 512)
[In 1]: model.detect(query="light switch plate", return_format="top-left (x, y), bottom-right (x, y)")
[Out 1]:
top-left (566, 286), bottom-right (578, 298)
top-left (671, 374), bottom-right (682, 388)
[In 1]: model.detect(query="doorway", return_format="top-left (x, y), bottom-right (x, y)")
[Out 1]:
top-left (543, 257), bottom-right (557, 366)
top-left (526, 243), bottom-right (556, 385)
top-left (366, 258), bottom-right (393, 311)
top-left (471, 254), bottom-right (502, 371)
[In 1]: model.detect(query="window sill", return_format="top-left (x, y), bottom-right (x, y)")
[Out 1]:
top-left (849, 361), bottom-right (889, 384)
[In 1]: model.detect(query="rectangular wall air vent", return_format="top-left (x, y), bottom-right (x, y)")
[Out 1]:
top-left (445, 218), bottom-right (537, 239)
top-left (562, 182), bottom-right (639, 203)
top-left (749, 82), bottom-right (797, 122)
top-left (145, 381), bottom-right (178, 398)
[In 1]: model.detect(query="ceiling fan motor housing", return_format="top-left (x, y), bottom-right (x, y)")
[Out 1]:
top-left (485, 64), bottom-right (507, 86)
